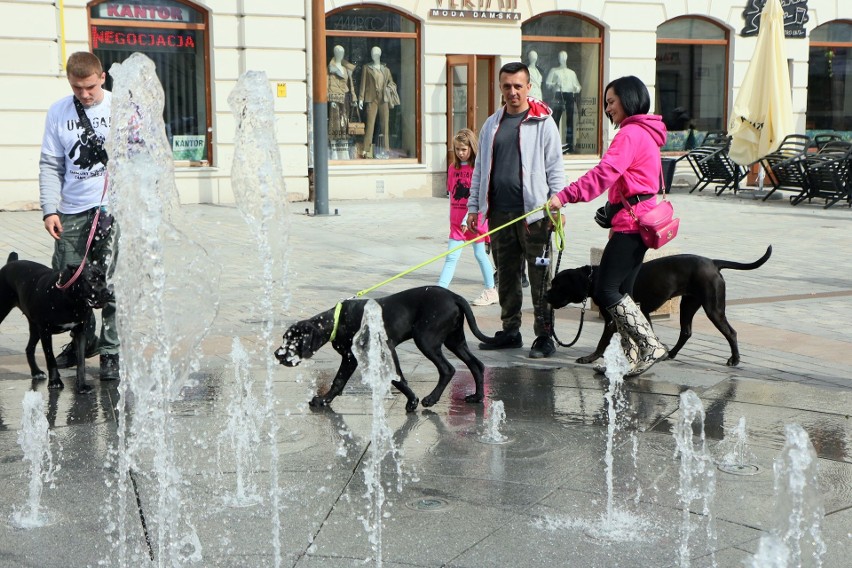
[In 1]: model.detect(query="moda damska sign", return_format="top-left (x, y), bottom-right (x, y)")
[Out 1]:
top-left (430, 0), bottom-right (521, 22)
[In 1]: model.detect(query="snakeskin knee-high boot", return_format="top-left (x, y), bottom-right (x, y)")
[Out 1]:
top-left (608, 295), bottom-right (668, 377)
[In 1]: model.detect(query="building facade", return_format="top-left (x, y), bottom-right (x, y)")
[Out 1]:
top-left (1, 0), bottom-right (849, 209)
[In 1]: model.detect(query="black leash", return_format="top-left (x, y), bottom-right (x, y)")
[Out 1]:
top-left (538, 229), bottom-right (587, 348)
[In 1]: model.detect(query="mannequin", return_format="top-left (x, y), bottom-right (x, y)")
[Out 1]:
top-left (327, 45), bottom-right (357, 142)
top-left (545, 51), bottom-right (581, 152)
top-left (527, 50), bottom-right (543, 100)
top-left (358, 46), bottom-right (395, 158)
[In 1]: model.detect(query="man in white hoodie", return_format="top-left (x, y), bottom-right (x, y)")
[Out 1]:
top-left (39, 51), bottom-right (120, 381)
top-left (466, 61), bottom-right (565, 359)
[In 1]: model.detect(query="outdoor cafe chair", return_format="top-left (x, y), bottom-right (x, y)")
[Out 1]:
top-left (684, 133), bottom-right (745, 195)
top-left (797, 141), bottom-right (852, 208)
top-left (757, 134), bottom-right (812, 201)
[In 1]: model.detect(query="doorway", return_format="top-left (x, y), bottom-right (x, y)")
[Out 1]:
top-left (446, 55), bottom-right (495, 160)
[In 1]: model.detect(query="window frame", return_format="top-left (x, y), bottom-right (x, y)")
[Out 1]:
top-left (325, 3), bottom-right (422, 163)
top-left (655, 15), bottom-right (730, 149)
top-left (86, 0), bottom-right (213, 167)
top-left (521, 11), bottom-right (604, 157)
top-left (806, 20), bottom-right (852, 135)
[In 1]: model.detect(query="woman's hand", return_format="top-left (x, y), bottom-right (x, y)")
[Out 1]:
top-left (547, 195), bottom-right (563, 213)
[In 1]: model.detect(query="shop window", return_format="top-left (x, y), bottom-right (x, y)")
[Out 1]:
top-left (326, 5), bottom-right (420, 161)
top-left (656, 17), bottom-right (729, 151)
top-left (806, 21), bottom-right (852, 139)
top-left (88, 0), bottom-right (211, 165)
top-left (522, 13), bottom-right (603, 155)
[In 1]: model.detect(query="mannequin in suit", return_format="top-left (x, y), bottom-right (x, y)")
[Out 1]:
top-left (527, 50), bottom-right (543, 100)
top-left (358, 46), bottom-right (394, 158)
top-left (327, 45), bottom-right (357, 140)
top-left (545, 50), bottom-right (581, 152)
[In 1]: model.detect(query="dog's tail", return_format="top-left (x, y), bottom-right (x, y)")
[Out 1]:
top-left (6, 252), bottom-right (18, 264)
top-left (456, 296), bottom-right (501, 344)
top-left (714, 245), bottom-right (772, 272)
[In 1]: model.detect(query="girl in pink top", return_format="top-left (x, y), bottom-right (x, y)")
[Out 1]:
top-left (548, 76), bottom-right (669, 377)
top-left (437, 129), bottom-right (497, 306)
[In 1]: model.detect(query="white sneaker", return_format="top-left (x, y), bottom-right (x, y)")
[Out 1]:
top-left (471, 288), bottom-right (498, 306)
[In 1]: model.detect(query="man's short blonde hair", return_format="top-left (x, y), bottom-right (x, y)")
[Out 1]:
top-left (66, 52), bottom-right (103, 79)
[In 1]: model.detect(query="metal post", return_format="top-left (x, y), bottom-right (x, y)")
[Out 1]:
top-left (311, 0), bottom-right (329, 215)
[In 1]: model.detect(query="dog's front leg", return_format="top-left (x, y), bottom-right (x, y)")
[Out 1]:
top-left (37, 328), bottom-right (65, 390)
top-left (71, 330), bottom-right (93, 394)
top-left (389, 349), bottom-right (419, 412)
top-left (25, 322), bottom-right (47, 381)
top-left (310, 353), bottom-right (357, 408)
top-left (577, 318), bottom-right (614, 364)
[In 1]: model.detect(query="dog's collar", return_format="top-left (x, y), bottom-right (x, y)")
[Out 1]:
top-left (329, 301), bottom-right (343, 342)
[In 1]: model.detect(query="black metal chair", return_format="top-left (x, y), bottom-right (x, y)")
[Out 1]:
top-left (757, 134), bottom-right (812, 201)
top-left (812, 133), bottom-right (843, 151)
top-left (683, 134), bottom-right (745, 195)
top-left (797, 141), bottom-right (852, 208)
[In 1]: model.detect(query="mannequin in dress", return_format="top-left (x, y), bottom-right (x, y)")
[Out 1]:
top-left (358, 46), bottom-right (394, 158)
top-left (545, 50), bottom-right (581, 152)
top-left (527, 50), bottom-right (543, 100)
top-left (327, 45), bottom-right (357, 141)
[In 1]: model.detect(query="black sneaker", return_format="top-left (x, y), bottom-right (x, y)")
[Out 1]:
top-left (528, 335), bottom-right (555, 359)
top-left (479, 330), bottom-right (522, 350)
top-left (55, 341), bottom-right (99, 369)
top-left (100, 353), bottom-right (120, 381)
top-left (522, 273), bottom-right (530, 288)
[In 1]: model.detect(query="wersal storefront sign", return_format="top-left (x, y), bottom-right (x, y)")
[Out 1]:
top-left (429, 0), bottom-right (520, 22)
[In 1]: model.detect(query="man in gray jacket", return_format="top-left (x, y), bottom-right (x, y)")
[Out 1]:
top-left (466, 61), bottom-right (565, 358)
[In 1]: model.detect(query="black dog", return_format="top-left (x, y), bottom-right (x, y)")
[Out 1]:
top-left (274, 286), bottom-right (498, 412)
top-left (546, 246), bottom-right (772, 367)
top-left (0, 252), bottom-right (111, 393)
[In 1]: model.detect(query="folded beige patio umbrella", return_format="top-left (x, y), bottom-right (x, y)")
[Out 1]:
top-left (728, 0), bottom-right (794, 166)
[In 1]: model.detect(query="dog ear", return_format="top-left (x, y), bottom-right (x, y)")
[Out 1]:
top-left (302, 322), bottom-right (327, 358)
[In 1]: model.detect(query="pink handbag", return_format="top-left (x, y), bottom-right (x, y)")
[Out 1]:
top-left (621, 194), bottom-right (680, 249)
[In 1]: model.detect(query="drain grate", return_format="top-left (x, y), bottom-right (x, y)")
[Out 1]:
top-left (405, 497), bottom-right (451, 512)
top-left (717, 463), bottom-right (761, 476)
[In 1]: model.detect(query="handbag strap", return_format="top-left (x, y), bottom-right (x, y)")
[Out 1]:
top-left (73, 97), bottom-right (109, 166)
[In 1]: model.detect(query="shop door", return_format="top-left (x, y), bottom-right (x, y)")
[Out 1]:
top-left (446, 55), bottom-right (494, 159)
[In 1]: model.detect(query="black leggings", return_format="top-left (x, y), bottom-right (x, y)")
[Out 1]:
top-left (594, 232), bottom-right (647, 309)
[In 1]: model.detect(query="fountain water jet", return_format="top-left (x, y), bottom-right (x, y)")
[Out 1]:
top-left (673, 390), bottom-right (717, 568)
top-left (480, 399), bottom-right (508, 444)
top-left (602, 333), bottom-right (632, 527)
top-left (352, 300), bottom-right (405, 567)
top-left (768, 424), bottom-right (825, 567)
top-left (716, 416), bottom-right (760, 476)
top-left (217, 337), bottom-right (263, 507)
top-left (107, 52), bottom-right (220, 566)
top-left (10, 390), bottom-right (58, 529)
top-left (228, 69), bottom-right (291, 566)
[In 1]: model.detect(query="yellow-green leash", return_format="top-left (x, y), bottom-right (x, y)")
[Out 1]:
top-left (328, 202), bottom-right (567, 341)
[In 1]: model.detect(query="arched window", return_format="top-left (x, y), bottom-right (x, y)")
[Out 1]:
top-left (656, 17), bottom-right (729, 151)
top-left (807, 21), bottom-right (852, 138)
top-left (326, 5), bottom-right (420, 162)
top-left (522, 13), bottom-right (603, 155)
top-left (88, 0), bottom-right (212, 165)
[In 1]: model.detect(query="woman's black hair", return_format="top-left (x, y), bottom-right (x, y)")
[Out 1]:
top-left (602, 75), bottom-right (650, 123)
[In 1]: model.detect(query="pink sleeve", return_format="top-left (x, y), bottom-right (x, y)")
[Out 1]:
top-left (555, 130), bottom-right (634, 205)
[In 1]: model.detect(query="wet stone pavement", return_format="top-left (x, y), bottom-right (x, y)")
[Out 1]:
top-left (0, 188), bottom-right (851, 567)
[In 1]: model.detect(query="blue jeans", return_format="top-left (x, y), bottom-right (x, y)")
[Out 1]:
top-left (437, 239), bottom-right (495, 289)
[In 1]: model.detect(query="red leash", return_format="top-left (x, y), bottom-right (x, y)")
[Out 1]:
top-left (56, 171), bottom-right (109, 290)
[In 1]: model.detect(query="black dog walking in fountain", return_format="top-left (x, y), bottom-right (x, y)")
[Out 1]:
top-left (275, 286), bottom-right (499, 412)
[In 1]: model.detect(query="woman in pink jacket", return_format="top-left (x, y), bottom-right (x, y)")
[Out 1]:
top-left (548, 76), bottom-right (668, 377)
